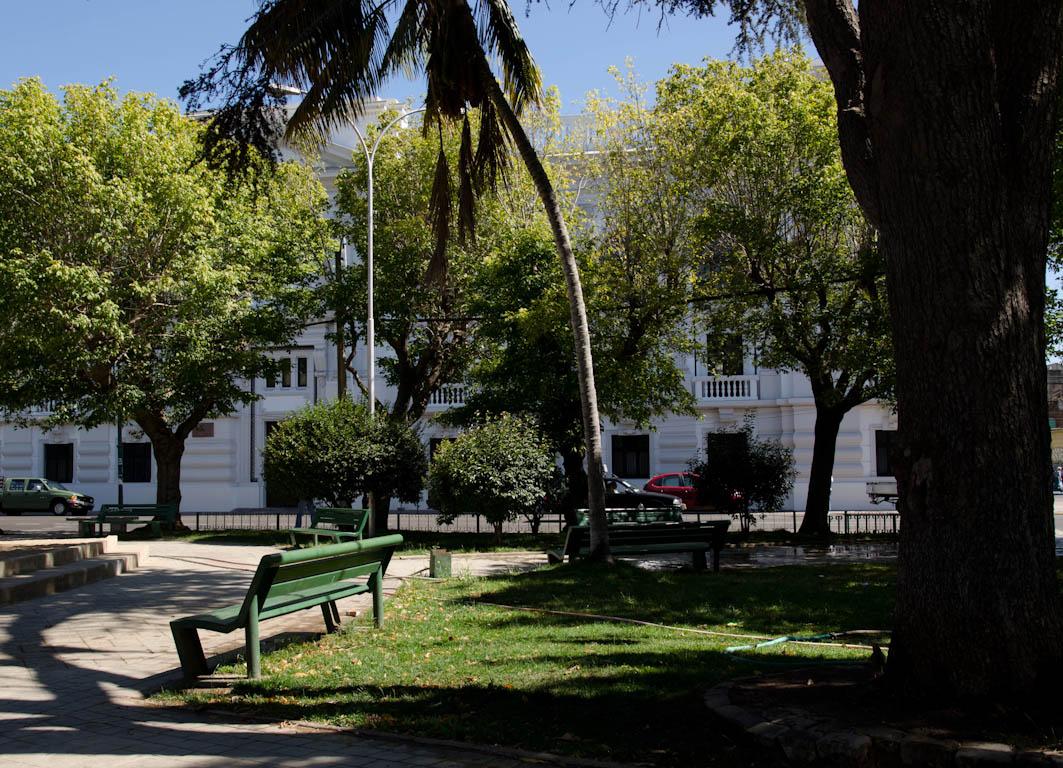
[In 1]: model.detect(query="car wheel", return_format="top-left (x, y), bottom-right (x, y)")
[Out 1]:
top-left (50, 499), bottom-right (68, 516)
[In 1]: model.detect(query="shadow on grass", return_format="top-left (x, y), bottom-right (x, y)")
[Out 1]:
top-left (180, 561), bottom-right (893, 766)
top-left (216, 647), bottom-right (826, 766)
top-left (456, 559), bottom-right (896, 637)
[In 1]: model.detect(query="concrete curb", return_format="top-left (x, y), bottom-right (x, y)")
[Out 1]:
top-left (703, 679), bottom-right (1063, 767)
top-left (0, 536), bottom-right (148, 604)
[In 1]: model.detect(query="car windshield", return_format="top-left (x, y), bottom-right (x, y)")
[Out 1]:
top-left (606, 477), bottom-right (637, 493)
top-left (48, 482), bottom-right (69, 491)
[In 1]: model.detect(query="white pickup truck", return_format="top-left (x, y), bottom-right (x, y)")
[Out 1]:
top-left (866, 480), bottom-right (898, 504)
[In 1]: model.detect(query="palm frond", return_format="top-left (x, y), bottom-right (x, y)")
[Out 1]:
top-left (247, 0), bottom-right (393, 144)
top-left (473, 93), bottom-right (511, 192)
top-left (380, 0), bottom-right (427, 81)
top-left (458, 115), bottom-right (477, 241)
top-left (475, 0), bottom-right (543, 113)
top-left (425, 142), bottom-right (452, 286)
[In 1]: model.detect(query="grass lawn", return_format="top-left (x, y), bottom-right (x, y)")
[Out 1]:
top-left (161, 561), bottom-right (895, 765)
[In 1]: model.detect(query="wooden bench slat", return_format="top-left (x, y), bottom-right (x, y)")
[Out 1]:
top-left (74, 503), bottom-right (178, 538)
top-left (289, 508), bottom-right (369, 548)
top-left (561, 522), bottom-right (730, 571)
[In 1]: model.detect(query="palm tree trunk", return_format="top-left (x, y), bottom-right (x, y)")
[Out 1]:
top-left (484, 70), bottom-right (610, 561)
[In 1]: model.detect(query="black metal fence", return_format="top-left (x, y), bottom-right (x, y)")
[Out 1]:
top-left (193, 507), bottom-right (900, 536)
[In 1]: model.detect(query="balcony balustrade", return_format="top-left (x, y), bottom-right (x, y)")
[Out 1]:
top-left (693, 375), bottom-right (759, 402)
top-left (426, 383), bottom-right (467, 411)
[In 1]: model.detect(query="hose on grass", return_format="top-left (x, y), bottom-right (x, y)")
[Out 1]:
top-left (463, 598), bottom-right (890, 652)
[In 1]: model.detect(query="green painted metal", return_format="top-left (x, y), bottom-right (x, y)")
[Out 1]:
top-left (170, 534), bottom-right (402, 680)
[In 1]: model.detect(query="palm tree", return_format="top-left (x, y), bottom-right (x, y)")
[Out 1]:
top-left (182, 0), bottom-right (611, 558)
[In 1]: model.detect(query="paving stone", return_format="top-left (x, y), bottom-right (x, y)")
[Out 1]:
top-left (0, 539), bottom-right (543, 768)
top-left (777, 726), bottom-right (821, 764)
top-left (817, 730), bottom-right (872, 766)
top-left (899, 734), bottom-right (959, 767)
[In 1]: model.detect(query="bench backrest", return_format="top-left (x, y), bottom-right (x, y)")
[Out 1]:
top-left (564, 521), bottom-right (730, 557)
top-left (576, 507), bottom-right (684, 526)
top-left (241, 534), bottom-right (403, 620)
top-left (98, 503), bottom-right (177, 520)
top-left (311, 507), bottom-right (369, 534)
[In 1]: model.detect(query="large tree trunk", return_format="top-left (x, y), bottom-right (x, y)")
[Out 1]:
top-left (560, 447), bottom-right (588, 527)
top-left (486, 71), bottom-right (610, 560)
top-left (143, 427), bottom-right (186, 518)
top-left (373, 493), bottom-right (391, 533)
top-left (804, 0), bottom-right (1063, 703)
top-left (798, 405), bottom-right (844, 537)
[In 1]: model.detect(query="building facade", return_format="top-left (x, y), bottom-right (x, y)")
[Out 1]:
top-left (0, 102), bottom-right (898, 513)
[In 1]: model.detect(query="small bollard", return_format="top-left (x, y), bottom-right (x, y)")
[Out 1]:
top-left (429, 548), bottom-right (452, 579)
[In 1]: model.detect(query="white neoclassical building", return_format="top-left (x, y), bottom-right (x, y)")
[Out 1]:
top-left (0, 99), bottom-right (897, 513)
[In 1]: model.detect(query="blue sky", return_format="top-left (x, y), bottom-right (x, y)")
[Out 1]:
top-left (0, 0), bottom-right (745, 112)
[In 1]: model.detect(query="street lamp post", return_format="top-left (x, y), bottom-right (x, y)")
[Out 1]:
top-left (346, 107), bottom-right (425, 537)
top-left (348, 107), bottom-right (426, 416)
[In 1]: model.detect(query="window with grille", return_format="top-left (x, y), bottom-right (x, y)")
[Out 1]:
top-left (611, 435), bottom-right (650, 477)
top-left (875, 430), bottom-right (897, 477)
top-left (44, 443), bottom-right (73, 483)
top-left (122, 443), bottom-right (152, 483)
top-left (266, 356), bottom-right (309, 389)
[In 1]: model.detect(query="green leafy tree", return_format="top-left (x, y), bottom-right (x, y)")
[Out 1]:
top-left (654, 51), bottom-right (892, 536)
top-left (689, 418), bottom-right (796, 534)
top-left (0, 80), bottom-right (331, 514)
top-left (582, 66), bottom-right (700, 425)
top-left (428, 414), bottom-right (555, 541)
top-left (332, 105), bottom-right (568, 530)
top-left (451, 79), bottom-right (701, 521)
top-left (182, 0), bottom-right (614, 559)
top-left (448, 230), bottom-right (587, 522)
top-left (629, 0), bottom-right (1063, 707)
top-left (264, 399), bottom-right (426, 508)
top-left (334, 119), bottom-right (478, 424)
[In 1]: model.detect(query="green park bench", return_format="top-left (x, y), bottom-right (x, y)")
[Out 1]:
top-left (288, 507), bottom-right (369, 547)
top-left (557, 521), bottom-right (730, 571)
top-left (69, 503), bottom-right (177, 537)
top-left (170, 534), bottom-right (402, 679)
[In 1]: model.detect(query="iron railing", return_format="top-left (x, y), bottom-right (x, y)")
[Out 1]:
top-left (193, 507), bottom-right (900, 536)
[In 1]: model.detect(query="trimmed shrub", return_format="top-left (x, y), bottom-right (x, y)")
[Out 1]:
top-left (263, 399), bottom-right (426, 508)
top-left (429, 414), bottom-right (555, 539)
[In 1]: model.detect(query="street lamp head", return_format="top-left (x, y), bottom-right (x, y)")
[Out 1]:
top-left (267, 83), bottom-right (304, 98)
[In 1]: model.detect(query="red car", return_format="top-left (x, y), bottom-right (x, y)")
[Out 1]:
top-left (644, 472), bottom-right (701, 509)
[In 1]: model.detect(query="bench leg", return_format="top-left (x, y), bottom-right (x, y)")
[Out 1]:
top-left (171, 625), bottom-right (209, 679)
top-left (330, 601), bottom-right (341, 626)
top-left (692, 550), bottom-right (707, 571)
top-left (245, 602), bottom-right (261, 679)
top-left (370, 570), bottom-right (384, 628)
top-left (78, 521), bottom-right (94, 537)
top-left (321, 602), bottom-right (338, 633)
top-left (149, 521), bottom-right (161, 538)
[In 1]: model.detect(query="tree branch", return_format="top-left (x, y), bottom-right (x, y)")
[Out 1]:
top-left (801, 0), bottom-right (880, 226)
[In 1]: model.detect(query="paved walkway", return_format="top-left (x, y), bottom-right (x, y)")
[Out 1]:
top-left (0, 540), bottom-right (545, 768)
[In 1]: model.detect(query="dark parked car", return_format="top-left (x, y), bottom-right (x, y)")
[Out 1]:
top-left (605, 474), bottom-right (684, 511)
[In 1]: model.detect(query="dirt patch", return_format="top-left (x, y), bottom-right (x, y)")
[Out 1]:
top-left (727, 659), bottom-right (1063, 757)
